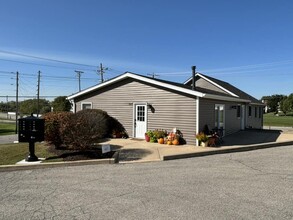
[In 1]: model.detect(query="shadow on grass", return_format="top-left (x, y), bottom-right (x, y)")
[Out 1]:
top-left (45, 144), bottom-right (123, 161)
top-left (0, 129), bottom-right (15, 135)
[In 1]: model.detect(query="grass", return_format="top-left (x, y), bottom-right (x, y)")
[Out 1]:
top-left (263, 113), bottom-right (293, 127)
top-left (0, 122), bottom-right (15, 136)
top-left (0, 142), bottom-right (115, 166)
top-left (0, 143), bottom-right (62, 165)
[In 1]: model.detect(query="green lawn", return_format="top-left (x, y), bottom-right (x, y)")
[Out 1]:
top-left (0, 122), bottom-right (16, 136)
top-left (263, 113), bottom-right (293, 127)
top-left (0, 143), bottom-right (62, 165)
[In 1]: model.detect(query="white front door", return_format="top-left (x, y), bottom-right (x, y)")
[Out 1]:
top-left (134, 104), bottom-right (147, 138)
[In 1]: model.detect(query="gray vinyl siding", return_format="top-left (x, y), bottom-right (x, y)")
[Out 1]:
top-left (198, 99), bottom-right (242, 135)
top-left (246, 105), bottom-right (263, 129)
top-left (74, 78), bottom-right (197, 144)
top-left (186, 78), bottom-right (230, 96)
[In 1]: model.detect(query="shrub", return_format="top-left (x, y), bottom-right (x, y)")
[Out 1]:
top-left (109, 116), bottom-right (128, 138)
top-left (43, 112), bottom-right (72, 148)
top-left (153, 129), bottom-right (167, 139)
top-left (60, 109), bottom-right (110, 150)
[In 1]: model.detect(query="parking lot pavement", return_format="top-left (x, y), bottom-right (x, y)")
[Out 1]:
top-left (0, 145), bottom-right (292, 219)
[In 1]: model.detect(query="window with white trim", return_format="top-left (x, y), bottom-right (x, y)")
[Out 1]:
top-left (81, 102), bottom-right (92, 110)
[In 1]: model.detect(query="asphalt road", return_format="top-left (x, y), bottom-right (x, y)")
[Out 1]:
top-left (0, 146), bottom-right (292, 220)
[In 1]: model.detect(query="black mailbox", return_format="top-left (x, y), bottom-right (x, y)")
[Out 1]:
top-left (18, 114), bottom-right (45, 161)
top-left (18, 115), bottom-right (45, 143)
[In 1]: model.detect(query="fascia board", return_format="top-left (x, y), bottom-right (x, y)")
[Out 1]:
top-left (68, 72), bottom-right (205, 100)
top-left (129, 73), bottom-right (205, 98)
top-left (196, 73), bottom-right (239, 98)
top-left (67, 73), bottom-right (128, 100)
top-left (204, 94), bottom-right (250, 103)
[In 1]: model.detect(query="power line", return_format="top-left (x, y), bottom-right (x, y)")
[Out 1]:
top-left (0, 57), bottom-right (97, 72)
top-left (0, 49), bottom-right (98, 68)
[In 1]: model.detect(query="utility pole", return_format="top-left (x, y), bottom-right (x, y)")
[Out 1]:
top-left (147, 73), bottom-right (159, 78)
top-left (6, 95), bottom-right (8, 119)
top-left (15, 71), bottom-right (19, 134)
top-left (75, 70), bottom-right (84, 92)
top-left (37, 71), bottom-right (41, 117)
top-left (98, 63), bottom-right (108, 83)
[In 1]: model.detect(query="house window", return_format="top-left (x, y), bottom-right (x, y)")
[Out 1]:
top-left (259, 107), bottom-right (262, 118)
top-left (255, 107), bottom-right (257, 118)
top-left (248, 106), bottom-right (252, 117)
top-left (215, 104), bottom-right (225, 128)
top-left (81, 102), bottom-right (92, 110)
top-left (237, 106), bottom-right (241, 118)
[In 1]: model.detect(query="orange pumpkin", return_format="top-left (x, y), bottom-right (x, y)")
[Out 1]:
top-left (158, 138), bottom-right (164, 144)
top-left (172, 139), bottom-right (179, 145)
top-left (167, 140), bottom-right (173, 145)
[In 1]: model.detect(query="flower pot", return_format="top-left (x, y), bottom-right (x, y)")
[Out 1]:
top-left (145, 134), bottom-right (150, 142)
top-left (201, 141), bottom-right (208, 147)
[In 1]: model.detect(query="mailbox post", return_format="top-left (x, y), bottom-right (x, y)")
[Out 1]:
top-left (18, 114), bottom-right (45, 162)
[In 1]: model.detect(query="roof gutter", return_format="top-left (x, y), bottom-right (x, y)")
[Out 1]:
top-left (203, 94), bottom-right (251, 103)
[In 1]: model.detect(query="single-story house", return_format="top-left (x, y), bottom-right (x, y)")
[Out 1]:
top-left (67, 71), bottom-right (264, 145)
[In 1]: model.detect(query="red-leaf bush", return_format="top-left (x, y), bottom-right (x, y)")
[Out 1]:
top-left (60, 109), bottom-right (110, 150)
top-left (43, 112), bottom-right (72, 148)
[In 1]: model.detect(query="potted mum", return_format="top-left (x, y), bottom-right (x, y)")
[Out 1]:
top-left (196, 132), bottom-right (209, 147)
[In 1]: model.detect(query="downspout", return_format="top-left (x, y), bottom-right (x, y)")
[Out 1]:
top-left (196, 96), bottom-right (199, 146)
top-left (192, 66), bottom-right (199, 146)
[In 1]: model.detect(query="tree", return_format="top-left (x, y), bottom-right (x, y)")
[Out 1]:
top-left (280, 98), bottom-right (290, 115)
top-left (51, 96), bottom-right (72, 112)
top-left (262, 94), bottom-right (286, 113)
top-left (280, 93), bottom-right (293, 115)
top-left (19, 99), bottom-right (51, 115)
top-left (0, 101), bottom-right (16, 112)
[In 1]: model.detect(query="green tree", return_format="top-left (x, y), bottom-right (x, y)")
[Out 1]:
top-left (51, 96), bottom-right (72, 112)
top-left (19, 99), bottom-right (51, 115)
top-left (280, 98), bottom-right (290, 115)
top-left (0, 101), bottom-right (16, 112)
top-left (262, 94), bottom-right (286, 113)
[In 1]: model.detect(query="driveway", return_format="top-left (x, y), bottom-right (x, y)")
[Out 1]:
top-left (0, 134), bottom-right (17, 145)
top-left (0, 146), bottom-right (292, 219)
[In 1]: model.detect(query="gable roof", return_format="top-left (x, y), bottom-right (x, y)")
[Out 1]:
top-left (67, 72), bottom-right (205, 100)
top-left (67, 72), bottom-right (258, 104)
top-left (184, 73), bottom-right (263, 105)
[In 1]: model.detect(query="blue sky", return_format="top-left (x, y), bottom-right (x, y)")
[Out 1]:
top-left (0, 0), bottom-right (293, 102)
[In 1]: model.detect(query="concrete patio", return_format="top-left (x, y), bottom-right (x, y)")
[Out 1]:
top-left (100, 128), bottom-right (293, 163)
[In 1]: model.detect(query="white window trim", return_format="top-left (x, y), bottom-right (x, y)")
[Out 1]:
top-left (81, 102), bottom-right (93, 110)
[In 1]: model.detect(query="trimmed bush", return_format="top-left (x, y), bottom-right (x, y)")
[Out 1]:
top-left (60, 109), bottom-right (110, 150)
top-left (109, 116), bottom-right (128, 138)
top-left (43, 112), bottom-right (72, 148)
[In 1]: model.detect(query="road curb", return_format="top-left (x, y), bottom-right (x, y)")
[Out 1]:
top-left (162, 141), bottom-right (293, 161)
top-left (0, 153), bottom-right (119, 172)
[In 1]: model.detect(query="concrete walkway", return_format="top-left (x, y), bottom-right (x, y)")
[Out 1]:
top-left (1, 128), bottom-right (293, 168)
top-left (100, 128), bottom-right (293, 163)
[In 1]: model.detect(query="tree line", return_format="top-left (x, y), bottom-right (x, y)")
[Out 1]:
top-left (262, 93), bottom-right (293, 115)
top-left (0, 96), bottom-right (72, 114)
